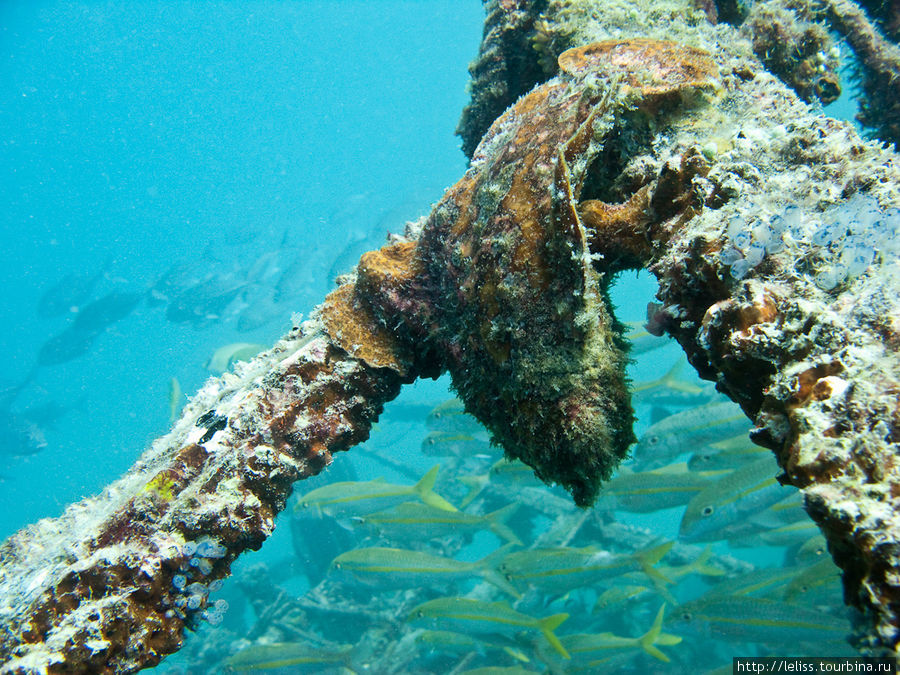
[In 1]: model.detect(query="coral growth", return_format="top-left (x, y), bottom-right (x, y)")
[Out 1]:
top-left (743, 1), bottom-right (841, 104)
top-left (0, 326), bottom-right (403, 673)
top-left (342, 39), bottom-right (720, 507)
top-left (822, 0), bottom-right (900, 148)
top-left (455, 0), bottom-right (550, 159)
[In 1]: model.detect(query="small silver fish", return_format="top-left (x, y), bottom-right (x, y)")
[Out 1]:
top-left (407, 597), bottom-right (570, 659)
top-left (630, 401), bottom-right (750, 471)
top-left (632, 359), bottom-right (720, 408)
top-left (425, 399), bottom-right (485, 434)
top-left (420, 431), bottom-right (493, 458)
top-left (679, 457), bottom-right (793, 542)
top-left (668, 595), bottom-right (848, 645)
top-left (330, 544), bottom-right (519, 598)
top-left (354, 501), bottom-right (521, 545)
top-left (600, 463), bottom-right (725, 514)
top-left (499, 541), bottom-right (673, 594)
top-left (224, 642), bottom-right (353, 672)
top-left (687, 435), bottom-right (768, 472)
top-left (294, 465), bottom-right (456, 522)
top-left (205, 342), bottom-right (266, 374)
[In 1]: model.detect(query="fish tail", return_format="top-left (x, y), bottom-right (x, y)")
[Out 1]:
top-left (641, 643), bottom-right (670, 663)
top-left (638, 606), bottom-right (670, 662)
top-left (689, 546), bottom-right (725, 577)
top-left (476, 542), bottom-right (516, 567)
top-left (486, 504), bottom-right (522, 545)
top-left (638, 605), bottom-right (678, 662)
top-left (642, 565), bottom-right (674, 588)
top-left (457, 475), bottom-right (487, 508)
top-left (638, 542), bottom-right (674, 587)
top-left (540, 613), bottom-right (570, 659)
top-left (415, 465), bottom-right (457, 512)
top-left (648, 578), bottom-right (678, 605)
top-left (640, 541), bottom-right (674, 564)
top-left (415, 465), bottom-right (441, 492)
top-left (638, 540), bottom-right (673, 566)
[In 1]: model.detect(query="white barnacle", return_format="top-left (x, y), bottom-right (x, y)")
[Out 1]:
top-left (743, 241), bottom-right (766, 268)
top-left (811, 220), bottom-right (842, 248)
top-left (730, 258), bottom-right (754, 280)
top-left (731, 229), bottom-right (752, 252)
top-left (720, 246), bottom-right (743, 265)
top-left (814, 261), bottom-right (849, 291)
top-left (841, 244), bottom-right (876, 278)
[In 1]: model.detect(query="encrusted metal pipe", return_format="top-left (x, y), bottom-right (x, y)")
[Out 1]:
top-left (0, 321), bottom-right (409, 673)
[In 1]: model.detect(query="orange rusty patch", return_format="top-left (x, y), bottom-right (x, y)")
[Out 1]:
top-left (502, 170), bottom-right (549, 285)
top-left (735, 293), bottom-right (779, 334)
top-left (558, 39), bottom-right (720, 99)
top-left (448, 174), bottom-right (479, 238)
top-left (786, 362), bottom-right (846, 410)
top-left (320, 284), bottom-right (410, 375)
top-left (704, 289), bottom-right (780, 337)
top-left (580, 185), bottom-right (654, 266)
top-left (511, 85), bottom-right (558, 117)
top-left (356, 241), bottom-right (420, 297)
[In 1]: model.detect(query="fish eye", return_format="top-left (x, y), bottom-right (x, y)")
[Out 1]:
top-left (701, 505), bottom-right (714, 517)
top-left (681, 611), bottom-right (692, 621)
top-left (648, 435), bottom-right (660, 445)
top-left (333, 562), bottom-right (341, 569)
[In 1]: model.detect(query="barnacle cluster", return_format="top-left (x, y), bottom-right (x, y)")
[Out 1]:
top-left (166, 538), bottom-right (229, 626)
top-left (719, 193), bottom-right (900, 290)
top-left (719, 212), bottom-right (785, 280)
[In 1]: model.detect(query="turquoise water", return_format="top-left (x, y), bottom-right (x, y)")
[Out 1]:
top-left (0, 0), bottom-right (480, 534)
top-left (0, 3), bottom-right (856, 673)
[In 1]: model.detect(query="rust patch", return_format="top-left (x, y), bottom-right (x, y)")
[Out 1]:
top-left (321, 284), bottom-right (411, 375)
top-left (787, 362), bottom-right (846, 410)
top-left (558, 39), bottom-right (720, 100)
top-left (580, 185), bottom-right (654, 269)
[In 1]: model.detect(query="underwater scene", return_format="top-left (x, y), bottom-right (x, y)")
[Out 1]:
top-left (0, 1), bottom-right (880, 674)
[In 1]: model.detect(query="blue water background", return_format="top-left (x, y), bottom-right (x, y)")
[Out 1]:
top-left (0, 0), bottom-right (483, 536)
top-left (0, 3), bottom-right (864, 671)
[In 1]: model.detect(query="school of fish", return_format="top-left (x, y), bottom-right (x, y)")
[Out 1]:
top-left (152, 331), bottom-right (850, 675)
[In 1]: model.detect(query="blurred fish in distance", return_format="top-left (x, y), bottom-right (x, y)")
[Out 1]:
top-left (204, 343), bottom-right (266, 374)
top-left (36, 259), bottom-right (111, 318)
top-left (631, 358), bottom-right (720, 408)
